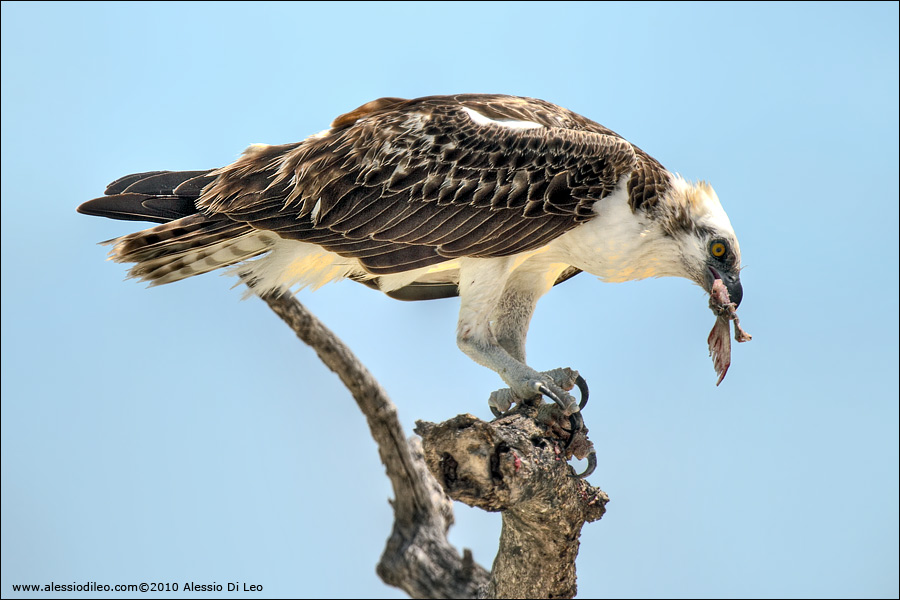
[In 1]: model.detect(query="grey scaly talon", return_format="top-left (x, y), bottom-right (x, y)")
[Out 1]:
top-left (486, 369), bottom-right (587, 417)
top-left (488, 388), bottom-right (515, 417)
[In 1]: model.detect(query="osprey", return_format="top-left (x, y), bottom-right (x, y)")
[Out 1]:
top-left (79, 94), bottom-right (745, 422)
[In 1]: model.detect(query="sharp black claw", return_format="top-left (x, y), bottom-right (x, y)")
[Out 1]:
top-left (536, 382), bottom-right (568, 411)
top-left (577, 450), bottom-right (598, 479)
top-left (565, 412), bottom-right (584, 450)
top-left (575, 375), bottom-right (589, 411)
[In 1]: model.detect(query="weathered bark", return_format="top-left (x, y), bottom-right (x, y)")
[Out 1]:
top-left (416, 412), bottom-right (608, 599)
top-left (258, 288), bottom-right (488, 598)
top-left (257, 287), bottom-right (607, 599)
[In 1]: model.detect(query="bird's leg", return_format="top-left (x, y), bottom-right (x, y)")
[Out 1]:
top-left (488, 283), bottom-right (561, 414)
top-left (491, 280), bottom-right (536, 365)
top-left (486, 286), bottom-right (536, 416)
top-left (456, 259), bottom-right (595, 478)
top-left (456, 259), bottom-right (579, 416)
top-left (489, 268), bottom-right (588, 415)
top-left (488, 278), bottom-right (589, 435)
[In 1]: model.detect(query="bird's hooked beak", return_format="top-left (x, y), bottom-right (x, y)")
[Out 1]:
top-left (706, 265), bottom-right (742, 307)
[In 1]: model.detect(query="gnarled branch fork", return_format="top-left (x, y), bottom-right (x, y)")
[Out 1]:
top-left (257, 287), bottom-right (607, 599)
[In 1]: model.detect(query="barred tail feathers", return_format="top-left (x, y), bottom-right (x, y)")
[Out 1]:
top-left (82, 169), bottom-right (361, 293)
top-left (104, 216), bottom-right (277, 286)
top-left (80, 169), bottom-right (279, 286)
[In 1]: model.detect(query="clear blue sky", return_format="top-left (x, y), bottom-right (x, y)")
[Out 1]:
top-left (2, 2), bottom-right (897, 598)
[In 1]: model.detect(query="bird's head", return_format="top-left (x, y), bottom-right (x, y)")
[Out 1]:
top-left (660, 177), bottom-right (743, 306)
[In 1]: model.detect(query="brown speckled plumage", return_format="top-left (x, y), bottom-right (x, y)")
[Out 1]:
top-left (81, 94), bottom-right (671, 280)
top-left (79, 94), bottom-right (747, 389)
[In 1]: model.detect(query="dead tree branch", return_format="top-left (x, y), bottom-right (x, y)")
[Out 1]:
top-left (258, 288), bottom-right (487, 598)
top-left (257, 288), bottom-right (607, 599)
top-left (416, 411), bottom-right (608, 599)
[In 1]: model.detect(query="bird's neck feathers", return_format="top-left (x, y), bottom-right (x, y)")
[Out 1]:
top-left (551, 174), bottom-right (732, 284)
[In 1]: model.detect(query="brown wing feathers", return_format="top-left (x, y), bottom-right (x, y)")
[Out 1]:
top-left (81, 94), bottom-right (645, 280)
top-left (196, 95), bottom-right (637, 274)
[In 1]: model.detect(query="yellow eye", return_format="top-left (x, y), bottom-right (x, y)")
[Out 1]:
top-left (710, 241), bottom-right (727, 258)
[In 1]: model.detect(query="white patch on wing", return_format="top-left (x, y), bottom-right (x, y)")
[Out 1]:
top-left (462, 107), bottom-right (544, 130)
top-left (406, 112), bottom-right (430, 130)
top-left (309, 128), bottom-right (332, 139)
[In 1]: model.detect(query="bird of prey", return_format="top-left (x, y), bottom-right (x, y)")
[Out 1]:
top-left (79, 94), bottom-right (745, 424)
